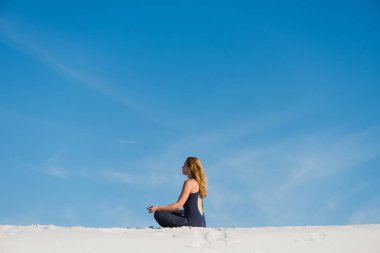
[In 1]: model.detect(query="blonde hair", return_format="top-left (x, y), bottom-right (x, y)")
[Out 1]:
top-left (186, 157), bottom-right (207, 198)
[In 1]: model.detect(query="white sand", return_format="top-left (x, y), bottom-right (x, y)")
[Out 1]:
top-left (1, 224), bottom-right (379, 253)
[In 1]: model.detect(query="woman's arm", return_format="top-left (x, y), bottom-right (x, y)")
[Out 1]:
top-left (147, 180), bottom-right (194, 213)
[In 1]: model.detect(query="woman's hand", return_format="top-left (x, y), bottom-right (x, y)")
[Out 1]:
top-left (146, 206), bottom-right (159, 213)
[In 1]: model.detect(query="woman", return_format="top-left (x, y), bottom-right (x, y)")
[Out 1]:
top-left (147, 157), bottom-right (207, 227)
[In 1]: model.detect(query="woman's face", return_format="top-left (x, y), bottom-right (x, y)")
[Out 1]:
top-left (182, 162), bottom-right (190, 176)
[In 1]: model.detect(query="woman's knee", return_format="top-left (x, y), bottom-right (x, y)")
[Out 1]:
top-left (154, 211), bottom-right (165, 222)
top-left (154, 211), bottom-right (161, 218)
top-left (154, 211), bottom-right (170, 227)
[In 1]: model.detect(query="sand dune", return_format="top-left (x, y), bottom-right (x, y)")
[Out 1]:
top-left (1, 224), bottom-right (379, 253)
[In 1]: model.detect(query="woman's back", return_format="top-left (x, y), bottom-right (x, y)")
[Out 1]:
top-left (184, 190), bottom-right (206, 227)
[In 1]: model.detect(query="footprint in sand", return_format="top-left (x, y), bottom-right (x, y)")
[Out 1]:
top-left (187, 229), bottom-right (229, 249)
top-left (309, 232), bottom-right (326, 241)
top-left (294, 232), bottom-right (326, 243)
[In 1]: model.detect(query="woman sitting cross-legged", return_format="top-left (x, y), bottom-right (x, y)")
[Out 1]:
top-left (147, 157), bottom-right (207, 228)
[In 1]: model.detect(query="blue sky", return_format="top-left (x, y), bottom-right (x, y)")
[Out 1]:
top-left (0, 0), bottom-right (380, 228)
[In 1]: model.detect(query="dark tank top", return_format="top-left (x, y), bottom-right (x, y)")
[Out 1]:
top-left (184, 191), bottom-right (206, 227)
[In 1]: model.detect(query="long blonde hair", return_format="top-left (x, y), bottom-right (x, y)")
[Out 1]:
top-left (186, 157), bottom-right (207, 198)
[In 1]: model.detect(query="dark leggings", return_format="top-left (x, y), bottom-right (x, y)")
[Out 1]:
top-left (154, 210), bottom-right (189, 227)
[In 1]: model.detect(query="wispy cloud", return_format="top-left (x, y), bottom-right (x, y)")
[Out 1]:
top-left (44, 155), bottom-right (70, 179)
top-left (28, 155), bottom-right (70, 179)
top-left (0, 14), bottom-right (164, 125)
top-left (349, 199), bottom-right (380, 224)
top-left (136, 119), bottom-right (380, 226)
top-left (244, 127), bottom-right (380, 226)
top-left (45, 165), bottom-right (69, 178)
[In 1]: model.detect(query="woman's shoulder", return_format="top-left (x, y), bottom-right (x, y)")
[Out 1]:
top-left (184, 179), bottom-right (199, 192)
top-left (185, 178), bottom-right (198, 185)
